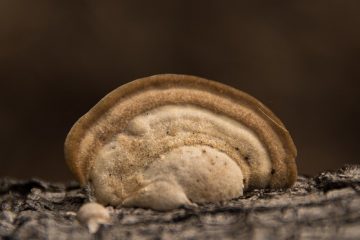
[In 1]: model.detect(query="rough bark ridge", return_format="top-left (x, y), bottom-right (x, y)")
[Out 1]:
top-left (1, 165), bottom-right (360, 239)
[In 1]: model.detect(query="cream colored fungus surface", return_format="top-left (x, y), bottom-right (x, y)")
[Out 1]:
top-left (89, 105), bottom-right (271, 210)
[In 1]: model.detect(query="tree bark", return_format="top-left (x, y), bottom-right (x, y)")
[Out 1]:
top-left (1, 165), bottom-right (360, 239)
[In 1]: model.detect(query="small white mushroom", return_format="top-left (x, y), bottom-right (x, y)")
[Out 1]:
top-left (77, 202), bottom-right (110, 233)
top-left (65, 74), bottom-right (297, 210)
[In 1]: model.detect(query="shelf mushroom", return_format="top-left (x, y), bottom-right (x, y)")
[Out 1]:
top-left (65, 74), bottom-right (297, 211)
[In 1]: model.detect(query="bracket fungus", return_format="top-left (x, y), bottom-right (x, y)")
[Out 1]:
top-left (65, 74), bottom-right (297, 211)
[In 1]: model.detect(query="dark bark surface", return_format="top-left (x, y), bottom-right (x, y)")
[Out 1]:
top-left (1, 165), bottom-right (360, 240)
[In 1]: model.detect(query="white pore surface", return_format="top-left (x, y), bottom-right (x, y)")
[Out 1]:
top-left (123, 145), bottom-right (244, 210)
top-left (90, 105), bottom-right (271, 210)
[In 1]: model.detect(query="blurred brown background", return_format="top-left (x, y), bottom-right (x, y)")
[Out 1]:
top-left (0, 1), bottom-right (359, 181)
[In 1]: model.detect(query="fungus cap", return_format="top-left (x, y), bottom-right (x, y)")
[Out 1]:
top-left (65, 74), bottom-right (297, 210)
top-left (77, 202), bottom-right (110, 233)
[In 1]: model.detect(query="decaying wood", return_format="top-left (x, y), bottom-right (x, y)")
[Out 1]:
top-left (1, 165), bottom-right (360, 239)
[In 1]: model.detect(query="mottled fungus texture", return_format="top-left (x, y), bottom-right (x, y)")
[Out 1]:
top-left (64, 74), bottom-right (297, 210)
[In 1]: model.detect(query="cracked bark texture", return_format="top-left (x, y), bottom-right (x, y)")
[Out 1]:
top-left (1, 165), bottom-right (360, 240)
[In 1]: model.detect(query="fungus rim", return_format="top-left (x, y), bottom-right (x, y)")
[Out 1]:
top-left (64, 74), bottom-right (297, 188)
